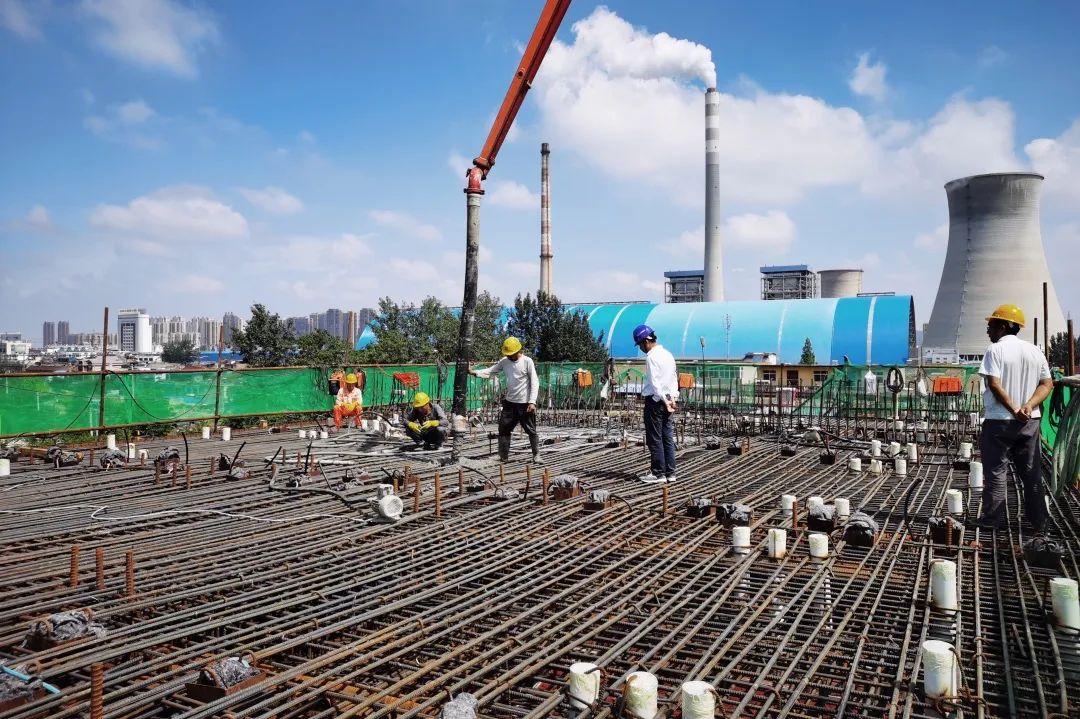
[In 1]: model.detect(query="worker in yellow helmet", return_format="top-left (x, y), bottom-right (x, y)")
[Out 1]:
top-left (469, 337), bottom-right (540, 463)
top-left (404, 391), bottom-right (449, 450)
top-left (977, 303), bottom-right (1054, 533)
top-left (333, 373), bottom-right (363, 429)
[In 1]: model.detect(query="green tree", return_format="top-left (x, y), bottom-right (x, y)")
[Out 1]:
top-left (800, 337), bottom-right (816, 364)
top-left (1048, 331), bottom-right (1078, 371)
top-left (295, 329), bottom-right (350, 367)
top-left (356, 293), bottom-right (505, 364)
top-left (162, 338), bottom-right (198, 364)
top-left (232, 304), bottom-right (296, 367)
top-left (507, 292), bottom-right (608, 362)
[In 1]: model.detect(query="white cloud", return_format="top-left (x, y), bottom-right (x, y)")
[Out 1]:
top-left (1026, 119), bottom-right (1080, 202)
top-left (447, 151), bottom-right (470, 176)
top-left (487, 180), bottom-right (539, 210)
top-left (849, 52), bottom-right (888, 102)
top-left (123, 238), bottom-right (172, 256)
top-left (298, 130), bottom-right (316, 144)
top-left (978, 45), bottom-right (1009, 70)
top-left (25, 204), bottom-right (53, 230)
top-left (862, 96), bottom-right (1023, 196)
top-left (81, 0), bottom-right (219, 77)
top-left (914, 222), bottom-right (949, 250)
top-left (90, 185), bottom-right (248, 240)
top-left (369, 209), bottom-right (442, 241)
top-left (1, 0), bottom-right (42, 39)
top-left (238, 186), bottom-right (304, 215)
top-left (174, 274), bottom-right (224, 293)
top-left (504, 260), bottom-right (538, 278)
top-left (577, 269), bottom-right (663, 303)
top-left (115, 98), bottom-right (155, 124)
top-left (663, 226), bottom-right (704, 256)
top-left (268, 233), bottom-right (372, 272)
top-left (84, 98), bottom-right (161, 148)
top-left (723, 210), bottom-right (797, 253)
top-left (536, 8), bottom-right (877, 205)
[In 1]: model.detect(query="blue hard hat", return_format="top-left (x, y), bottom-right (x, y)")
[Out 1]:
top-left (632, 324), bottom-right (655, 344)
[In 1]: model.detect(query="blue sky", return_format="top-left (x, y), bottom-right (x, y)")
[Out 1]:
top-left (2, 0), bottom-right (1078, 345)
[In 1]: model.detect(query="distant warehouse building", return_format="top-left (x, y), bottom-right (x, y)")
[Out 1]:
top-left (355, 295), bottom-right (915, 365)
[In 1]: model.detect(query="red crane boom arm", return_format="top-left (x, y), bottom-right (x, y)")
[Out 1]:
top-left (471, 0), bottom-right (572, 178)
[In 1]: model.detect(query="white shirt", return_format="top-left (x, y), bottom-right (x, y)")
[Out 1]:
top-left (642, 344), bottom-right (679, 402)
top-left (979, 334), bottom-right (1051, 420)
top-left (335, 387), bottom-right (363, 408)
top-left (474, 355), bottom-right (538, 404)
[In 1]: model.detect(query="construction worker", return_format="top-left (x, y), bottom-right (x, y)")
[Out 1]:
top-left (333, 373), bottom-right (363, 429)
top-left (978, 304), bottom-right (1054, 533)
top-left (404, 392), bottom-right (448, 450)
top-left (634, 324), bottom-right (678, 483)
top-left (469, 337), bottom-right (540, 463)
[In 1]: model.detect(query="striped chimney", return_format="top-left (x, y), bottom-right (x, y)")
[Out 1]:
top-left (540, 142), bottom-right (553, 297)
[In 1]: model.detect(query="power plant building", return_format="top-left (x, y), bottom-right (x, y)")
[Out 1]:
top-left (922, 173), bottom-right (1066, 361)
top-left (664, 270), bottom-right (705, 304)
top-left (761, 265), bottom-right (817, 301)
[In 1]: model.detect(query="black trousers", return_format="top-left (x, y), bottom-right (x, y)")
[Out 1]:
top-left (498, 400), bottom-right (539, 460)
top-left (406, 425), bottom-right (446, 449)
top-left (979, 418), bottom-right (1047, 531)
top-left (644, 398), bottom-right (676, 477)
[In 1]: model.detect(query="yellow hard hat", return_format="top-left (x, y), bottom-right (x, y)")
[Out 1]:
top-left (412, 391), bottom-right (430, 408)
top-left (501, 337), bottom-right (523, 356)
top-left (344, 373), bottom-right (358, 384)
top-left (985, 304), bottom-right (1025, 327)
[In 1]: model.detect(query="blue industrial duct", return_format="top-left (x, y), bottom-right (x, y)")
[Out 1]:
top-left (356, 296), bottom-right (915, 365)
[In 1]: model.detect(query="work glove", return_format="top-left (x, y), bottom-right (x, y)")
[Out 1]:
top-left (407, 421), bottom-right (421, 433)
top-left (422, 420), bottom-right (440, 429)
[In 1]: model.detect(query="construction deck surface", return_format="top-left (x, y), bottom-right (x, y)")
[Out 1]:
top-left (1, 423), bottom-right (1078, 718)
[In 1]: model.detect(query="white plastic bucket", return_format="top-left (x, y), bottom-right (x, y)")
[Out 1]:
top-left (298, 429), bottom-right (307, 439)
top-left (959, 442), bottom-right (973, 459)
top-left (870, 439), bottom-right (882, 457)
top-left (681, 680), bottom-right (715, 719)
top-left (221, 427), bottom-right (231, 441)
top-left (888, 441), bottom-right (901, 457)
top-left (567, 662), bottom-right (601, 709)
top-left (319, 431), bottom-right (329, 440)
top-left (624, 671), bottom-right (658, 719)
top-left (201, 427), bottom-right (211, 440)
top-left (106, 434), bottom-right (116, 450)
top-left (848, 457), bottom-right (862, 472)
top-left (780, 494), bottom-right (796, 517)
top-left (807, 496), bottom-right (824, 511)
top-left (0, 458), bottom-right (9, 476)
top-left (767, 528), bottom-right (786, 559)
top-left (907, 443), bottom-right (918, 462)
top-left (946, 489), bottom-right (963, 515)
top-left (930, 559), bottom-right (958, 612)
top-left (732, 526), bottom-right (751, 554)
top-left (835, 498), bottom-right (850, 519)
top-left (809, 533), bottom-right (829, 558)
top-left (968, 461), bottom-right (983, 489)
top-left (921, 640), bottom-right (959, 699)
top-left (869, 459), bottom-right (883, 474)
top-left (1051, 578), bottom-right (1080, 631)
top-left (895, 458), bottom-right (908, 477)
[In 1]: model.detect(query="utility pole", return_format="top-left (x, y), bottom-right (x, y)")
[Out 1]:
top-left (98, 307), bottom-right (109, 430)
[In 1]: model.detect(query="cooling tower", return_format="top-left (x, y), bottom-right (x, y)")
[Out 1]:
top-left (819, 269), bottom-right (863, 298)
top-left (704, 88), bottom-right (723, 301)
top-left (923, 172), bottom-right (1066, 359)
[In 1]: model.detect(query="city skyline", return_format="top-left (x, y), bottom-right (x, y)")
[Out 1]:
top-left (4, 304), bottom-right (376, 349)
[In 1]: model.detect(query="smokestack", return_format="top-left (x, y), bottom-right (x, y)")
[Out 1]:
top-left (704, 88), bottom-right (723, 302)
top-left (540, 142), bottom-right (553, 297)
top-left (923, 172), bottom-right (1066, 358)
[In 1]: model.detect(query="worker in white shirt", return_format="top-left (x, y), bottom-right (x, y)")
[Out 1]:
top-left (469, 337), bottom-right (540, 463)
top-left (978, 303), bottom-right (1054, 533)
top-left (633, 324), bottom-right (678, 483)
top-left (333, 373), bottom-right (363, 429)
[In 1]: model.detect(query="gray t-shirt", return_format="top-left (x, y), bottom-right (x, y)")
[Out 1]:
top-left (979, 335), bottom-right (1051, 420)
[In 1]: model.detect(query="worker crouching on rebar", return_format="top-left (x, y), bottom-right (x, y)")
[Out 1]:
top-left (469, 338), bottom-right (540, 463)
top-left (978, 304), bottom-right (1054, 534)
top-left (634, 324), bottom-right (678, 483)
top-left (333, 373), bottom-right (364, 429)
top-left (405, 392), bottom-right (448, 450)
